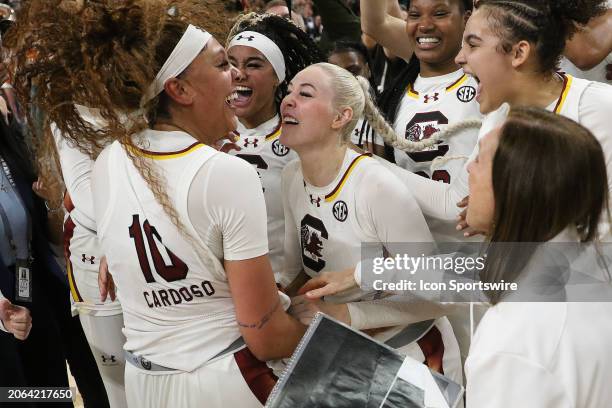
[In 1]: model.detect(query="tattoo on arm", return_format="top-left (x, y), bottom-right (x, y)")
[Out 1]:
top-left (237, 298), bottom-right (281, 330)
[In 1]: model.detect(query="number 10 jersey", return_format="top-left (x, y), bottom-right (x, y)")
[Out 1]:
top-left (94, 130), bottom-right (268, 372)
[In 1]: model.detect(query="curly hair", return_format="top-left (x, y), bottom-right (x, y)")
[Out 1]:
top-left (227, 12), bottom-right (324, 109)
top-left (476, 0), bottom-right (608, 73)
top-left (5, 0), bottom-right (236, 232)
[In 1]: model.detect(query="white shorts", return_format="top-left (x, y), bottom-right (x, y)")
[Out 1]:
top-left (80, 313), bottom-right (127, 408)
top-left (125, 348), bottom-right (276, 408)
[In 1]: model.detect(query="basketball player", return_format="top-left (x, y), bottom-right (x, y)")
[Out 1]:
top-left (10, 1), bottom-right (305, 407)
top-left (453, 0), bottom-right (612, 234)
top-left (362, 0), bottom-right (482, 242)
top-left (52, 108), bottom-right (127, 408)
top-left (281, 63), bottom-right (462, 383)
top-left (379, 0), bottom-right (480, 179)
top-left (380, 0), bottom-right (612, 234)
top-left (296, 107), bottom-right (612, 407)
top-left (224, 13), bottom-right (322, 285)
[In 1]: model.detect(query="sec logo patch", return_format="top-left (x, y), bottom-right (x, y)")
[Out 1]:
top-left (332, 201), bottom-right (348, 222)
top-left (457, 86), bottom-right (476, 103)
top-left (272, 139), bottom-right (290, 157)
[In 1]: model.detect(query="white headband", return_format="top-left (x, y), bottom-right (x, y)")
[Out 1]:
top-left (228, 31), bottom-right (286, 83)
top-left (142, 24), bottom-right (212, 104)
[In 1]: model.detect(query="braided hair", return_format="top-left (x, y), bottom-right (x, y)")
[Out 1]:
top-left (376, 55), bottom-right (480, 160)
top-left (227, 12), bottom-right (324, 110)
top-left (377, 55), bottom-right (421, 140)
top-left (476, 0), bottom-right (608, 73)
top-left (362, 71), bottom-right (482, 153)
top-left (313, 63), bottom-right (482, 152)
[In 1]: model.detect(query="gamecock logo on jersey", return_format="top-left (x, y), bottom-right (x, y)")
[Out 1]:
top-left (300, 214), bottom-right (328, 272)
top-left (457, 86), bottom-right (476, 103)
top-left (272, 139), bottom-right (290, 157)
top-left (332, 201), bottom-right (348, 222)
top-left (407, 123), bottom-right (440, 142)
top-left (405, 111), bottom-right (450, 162)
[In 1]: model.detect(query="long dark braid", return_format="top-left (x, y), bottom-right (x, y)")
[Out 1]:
top-left (227, 13), bottom-right (324, 108)
top-left (376, 56), bottom-right (420, 161)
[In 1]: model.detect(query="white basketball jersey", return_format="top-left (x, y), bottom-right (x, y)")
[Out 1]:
top-left (393, 69), bottom-right (482, 183)
top-left (560, 56), bottom-right (612, 85)
top-left (96, 132), bottom-right (242, 372)
top-left (283, 149), bottom-right (423, 303)
top-left (222, 115), bottom-right (296, 281)
top-left (283, 150), bottom-right (462, 381)
top-left (53, 108), bottom-right (122, 316)
top-left (63, 193), bottom-right (122, 316)
top-left (552, 74), bottom-right (589, 121)
top-left (546, 74), bottom-right (612, 238)
top-left (350, 118), bottom-right (385, 153)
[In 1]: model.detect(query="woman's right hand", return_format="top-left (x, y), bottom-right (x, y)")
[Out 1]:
top-left (456, 196), bottom-right (485, 237)
top-left (98, 256), bottom-right (116, 302)
top-left (297, 267), bottom-right (358, 300)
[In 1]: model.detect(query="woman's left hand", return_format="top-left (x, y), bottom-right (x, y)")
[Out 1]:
top-left (0, 298), bottom-right (32, 340)
top-left (289, 295), bottom-right (350, 326)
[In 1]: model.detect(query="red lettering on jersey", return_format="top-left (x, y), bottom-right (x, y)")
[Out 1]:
top-left (129, 214), bottom-right (189, 283)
